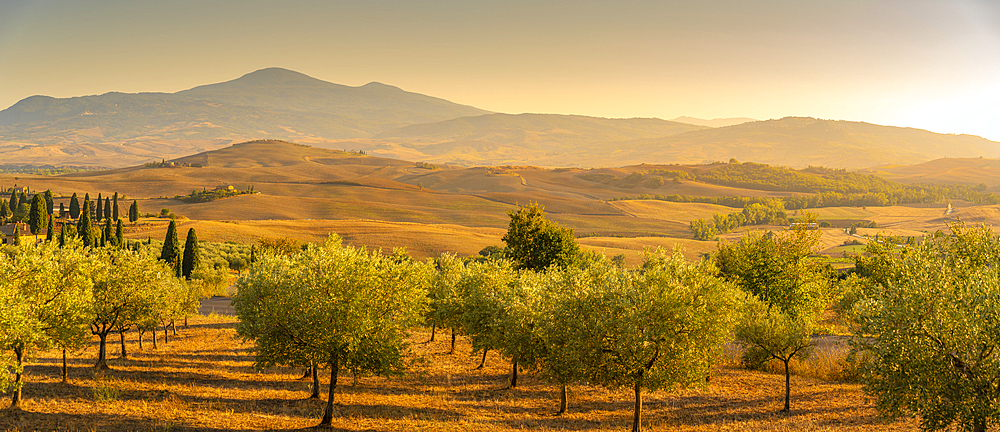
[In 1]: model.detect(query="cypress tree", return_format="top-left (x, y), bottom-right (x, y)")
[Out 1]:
top-left (9, 190), bottom-right (18, 212)
top-left (0, 200), bottom-right (9, 225)
top-left (104, 197), bottom-right (111, 221)
top-left (78, 200), bottom-right (94, 247)
top-left (13, 224), bottom-right (20, 246)
top-left (59, 202), bottom-right (65, 218)
top-left (103, 218), bottom-right (113, 247)
top-left (129, 200), bottom-right (139, 223)
top-left (18, 193), bottom-right (26, 209)
top-left (69, 193), bottom-right (80, 219)
top-left (160, 220), bottom-right (181, 276)
top-left (44, 190), bottom-right (53, 214)
top-left (59, 224), bottom-right (67, 247)
top-left (96, 193), bottom-right (103, 220)
top-left (83, 193), bottom-right (90, 219)
top-left (112, 192), bottom-right (119, 221)
top-left (181, 228), bottom-right (200, 279)
top-left (45, 215), bottom-right (54, 242)
top-left (100, 228), bottom-right (106, 247)
top-left (29, 194), bottom-right (46, 236)
top-left (115, 219), bottom-right (124, 247)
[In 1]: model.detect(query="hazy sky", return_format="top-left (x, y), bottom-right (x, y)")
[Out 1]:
top-left (2, 0), bottom-right (999, 140)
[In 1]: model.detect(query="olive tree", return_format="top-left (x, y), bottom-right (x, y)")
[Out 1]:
top-left (458, 259), bottom-right (519, 371)
top-left (851, 223), bottom-right (1000, 432)
top-left (426, 253), bottom-right (467, 352)
top-left (0, 243), bottom-right (92, 407)
top-left (89, 248), bottom-right (172, 370)
top-left (559, 248), bottom-right (739, 432)
top-left (715, 228), bottom-right (831, 412)
top-left (233, 235), bottom-right (429, 427)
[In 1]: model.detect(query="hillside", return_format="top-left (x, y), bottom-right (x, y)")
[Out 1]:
top-left (360, 116), bottom-right (1000, 169)
top-left (370, 113), bottom-right (706, 165)
top-left (616, 117), bottom-right (1000, 169)
top-left (0, 68), bottom-right (489, 166)
top-left (672, 116), bottom-right (757, 128)
top-left (874, 157), bottom-right (1000, 190)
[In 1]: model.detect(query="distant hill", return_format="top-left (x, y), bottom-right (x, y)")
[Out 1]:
top-left (0, 68), bottom-right (489, 166)
top-left (874, 157), bottom-right (1000, 190)
top-left (672, 116), bottom-right (756, 128)
top-left (614, 117), bottom-right (1000, 169)
top-left (370, 113), bottom-right (706, 165)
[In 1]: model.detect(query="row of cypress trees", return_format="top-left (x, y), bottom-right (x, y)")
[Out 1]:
top-left (159, 219), bottom-right (200, 280)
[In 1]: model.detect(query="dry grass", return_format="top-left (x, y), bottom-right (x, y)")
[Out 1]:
top-left (1, 316), bottom-right (916, 431)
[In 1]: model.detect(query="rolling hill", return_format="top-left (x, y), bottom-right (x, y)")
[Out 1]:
top-left (874, 157), bottom-right (1000, 190)
top-left (671, 116), bottom-right (757, 128)
top-left (614, 117), bottom-right (1000, 169)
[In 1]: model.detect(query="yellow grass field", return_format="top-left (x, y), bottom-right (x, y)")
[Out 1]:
top-left (1, 315), bottom-right (917, 431)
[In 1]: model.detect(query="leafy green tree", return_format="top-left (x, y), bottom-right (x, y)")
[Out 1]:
top-left (128, 200), bottom-right (138, 223)
top-left (0, 243), bottom-right (92, 407)
top-left (459, 259), bottom-right (519, 370)
top-left (557, 248), bottom-right (739, 431)
top-left (69, 193), bottom-right (80, 219)
top-left (715, 228), bottom-right (831, 412)
top-left (502, 203), bottom-right (580, 271)
top-left (233, 236), bottom-right (430, 426)
top-left (112, 192), bottom-right (119, 221)
top-left (426, 253), bottom-right (466, 351)
top-left (12, 202), bottom-right (29, 224)
top-left (181, 228), bottom-right (200, 279)
top-left (851, 223), bottom-right (1000, 432)
top-left (96, 193), bottom-right (103, 220)
top-left (160, 220), bottom-right (181, 276)
top-left (89, 248), bottom-right (171, 370)
top-left (43, 190), bottom-right (53, 215)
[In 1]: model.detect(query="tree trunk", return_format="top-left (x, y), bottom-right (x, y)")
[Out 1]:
top-left (557, 384), bottom-right (567, 415)
top-left (62, 349), bottom-right (68, 383)
top-left (11, 346), bottom-right (23, 408)
top-left (973, 417), bottom-right (987, 432)
top-left (138, 329), bottom-right (144, 351)
top-left (781, 359), bottom-right (792, 412)
top-left (476, 349), bottom-right (488, 369)
top-left (171, 319), bottom-right (177, 336)
top-left (319, 352), bottom-right (340, 426)
top-left (429, 324), bottom-right (436, 342)
top-left (509, 359), bottom-right (518, 388)
top-left (119, 329), bottom-right (128, 359)
top-left (782, 359), bottom-right (791, 412)
top-left (95, 332), bottom-right (110, 370)
top-left (163, 323), bottom-right (169, 344)
top-left (450, 329), bottom-right (456, 354)
top-left (152, 328), bottom-right (158, 349)
top-left (310, 363), bottom-right (320, 399)
top-left (184, 316), bottom-right (188, 327)
top-left (631, 370), bottom-right (644, 432)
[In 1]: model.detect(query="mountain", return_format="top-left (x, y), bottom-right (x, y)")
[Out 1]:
top-left (671, 116), bottom-right (756, 128)
top-left (369, 113), bottom-right (706, 165)
top-left (0, 68), bottom-right (490, 166)
top-left (613, 117), bottom-right (1000, 169)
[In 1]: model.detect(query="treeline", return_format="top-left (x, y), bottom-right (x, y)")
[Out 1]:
top-left (176, 186), bottom-right (254, 203)
top-left (1, 190), bottom-right (140, 236)
top-left (689, 200), bottom-right (787, 240)
top-left (599, 161), bottom-right (1000, 208)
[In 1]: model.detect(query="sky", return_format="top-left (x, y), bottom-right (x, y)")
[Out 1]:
top-left (1, 0), bottom-right (999, 140)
